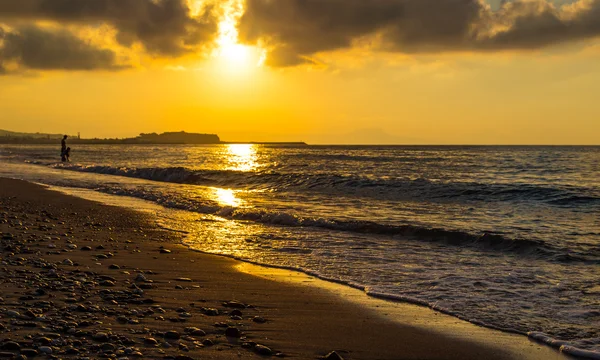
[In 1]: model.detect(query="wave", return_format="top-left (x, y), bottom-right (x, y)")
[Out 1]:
top-left (56, 182), bottom-right (598, 264)
top-left (52, 164), bottom-right (600, 207)
top-left (528, 332), bottom-right (600, 359)
top-left (182, 244), bottom-right (600, 360)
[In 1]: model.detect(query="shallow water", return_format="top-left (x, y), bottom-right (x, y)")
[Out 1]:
top-left (1, 144), bottom-right (599, 355)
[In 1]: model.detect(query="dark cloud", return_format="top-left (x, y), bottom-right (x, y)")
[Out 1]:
top-left (239, 0), bottom-right (600, 66)
top-left (382, 0), bottom-right (485, 52)
top-left (0, 0), bottom-right (217, 56)
top-left (240, 0), bottom-right (403, 52)
top-left (239, 0), bottom-right (404, 65)
top-left (480, 0), bottom-right (600, 50)
top-left (0, 25), bottom-right (123, 73)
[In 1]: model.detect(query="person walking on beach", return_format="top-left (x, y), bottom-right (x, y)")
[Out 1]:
top-left (63, 147), bottom-right (71, 162)
top-left (61, 135), bottom-right (68, 162)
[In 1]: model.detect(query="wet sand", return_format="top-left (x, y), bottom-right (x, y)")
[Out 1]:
top-left (0, 178), bottom-right (572, 359)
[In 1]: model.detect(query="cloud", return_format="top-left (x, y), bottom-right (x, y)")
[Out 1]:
top-left (0, 25), bottom-right (123, 74)
top-left (239, 0), bottom-right (600, 66)
top-left (479, 0), bottom-right (600, 50)
top-left (239, 0), bottom-right (404, 65)
top-left (2, 0), bottom-right (600, 71)
top-left (0, 0), bottom-right (218, 56)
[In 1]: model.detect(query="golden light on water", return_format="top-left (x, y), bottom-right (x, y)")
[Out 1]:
top-left (213, 187), bottom-right (242, 207)
top-left (225, 144), bottom-right (259, 172)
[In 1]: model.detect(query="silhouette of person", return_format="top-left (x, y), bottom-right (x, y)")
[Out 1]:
top-left (63, 147), bottom-right (71, 162)
top-left (61, 135), bottom-right (68, 161)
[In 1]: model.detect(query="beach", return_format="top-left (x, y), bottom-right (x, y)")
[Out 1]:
top-left (0, 177), bottom-right (574, 359)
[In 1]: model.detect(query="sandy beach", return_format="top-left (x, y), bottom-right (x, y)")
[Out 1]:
top-left (0, 178), bottom-right (573, 360)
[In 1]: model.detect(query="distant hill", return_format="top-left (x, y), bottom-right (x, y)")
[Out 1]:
top-left (0, 130), bottom-right (220, 144)
top-left (131, 131), bottom-right (220, 144)
top-left (0, 129), bottom-right (305, 145)
top-left (0, 129), bottom-right (69, 139)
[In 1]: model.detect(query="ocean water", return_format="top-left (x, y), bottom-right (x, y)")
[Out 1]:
top-left (1, 144), bottom-right (599, 356)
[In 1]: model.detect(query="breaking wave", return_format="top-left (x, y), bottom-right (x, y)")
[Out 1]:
top-left (52, 164), bottom-right (600, 207)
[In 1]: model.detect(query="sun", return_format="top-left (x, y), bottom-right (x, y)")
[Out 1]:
top-left (213, 0), bottom-right (265, 72)
top-left (217, 43), bottom-right (263, 70)
top-left (220, 43), bottom-right (250, 65)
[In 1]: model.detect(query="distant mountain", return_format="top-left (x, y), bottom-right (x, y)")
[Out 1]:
top-left (0, 129), bottom-right (69, 139)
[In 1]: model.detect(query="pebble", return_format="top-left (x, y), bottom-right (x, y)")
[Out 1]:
top-left (65, 347), bottom-right (79, 355)
top-left (0, 341), bottom-right (20, 351)
top-left (255, 344), bottom-right (273, 356)
top-left (253, 316), bottom-right (267, 324)
top-left (202, 339), bottom-right (214, 347)
top-left (144, 338), bottom-right (159, 346)
top-left (323, 351), bottom-right (344, 360)
top-left (6, 310), bottom-right (20, 318)
top-left (229, 309), bottom-right (243, 317)
top-left (184, 327), bottom-right (205, 337)
top-left (223, 301), bottom-right (247, 309)
top-left (225, 327), bottom-right (242, 338)
top-left (101, 343), bottom-right (116, 352)
top-left (38, 346), bottom-right (53, 354)
top-left (164, 331), bottom-right (181, 340)
top-left (93, 332), bottom-right (110, 342)
top-left (100, 280), bottom-right (116, 287)
top-left (202, 308), bottom-right (219, 316)
top-left (37, 337), bottom-right (53, 345)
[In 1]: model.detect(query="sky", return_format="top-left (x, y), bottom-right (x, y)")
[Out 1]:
top-left (1, 0), bottom-right (599, 145)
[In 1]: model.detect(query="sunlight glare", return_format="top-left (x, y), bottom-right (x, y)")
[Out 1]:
top-left (225, 144), bottom-right (259, 172)
top-left (218, 43), bottom-right (253, 67)
top-left (213, 188), bottom-right (242, 207)
top-left (214, 0), bottom-right (265, 70)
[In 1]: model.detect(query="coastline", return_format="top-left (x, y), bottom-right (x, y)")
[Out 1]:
top-left (0, 178), bottom-right (573, 359)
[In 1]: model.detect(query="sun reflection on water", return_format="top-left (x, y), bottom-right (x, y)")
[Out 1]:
top-left (213, 187), bottom-right (241, 207)
top-left (225, 144), bottom-right (259, 172)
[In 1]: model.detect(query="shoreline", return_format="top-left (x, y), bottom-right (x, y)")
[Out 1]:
top-left (0, 177), bottom-right (575, 359)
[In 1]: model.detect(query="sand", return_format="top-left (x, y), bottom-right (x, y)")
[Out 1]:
top-left (0, 178), bottom-right (573, 359)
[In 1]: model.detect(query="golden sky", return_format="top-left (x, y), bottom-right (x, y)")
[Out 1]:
top-left (1, 0), bottom-right (599, 144)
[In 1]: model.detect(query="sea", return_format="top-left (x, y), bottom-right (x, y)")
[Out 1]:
top-left (1, 144), bottom-right (599, 356)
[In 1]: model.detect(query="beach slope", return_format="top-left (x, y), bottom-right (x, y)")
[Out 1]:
top-left (0, 178), bottom-right (569, 359)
